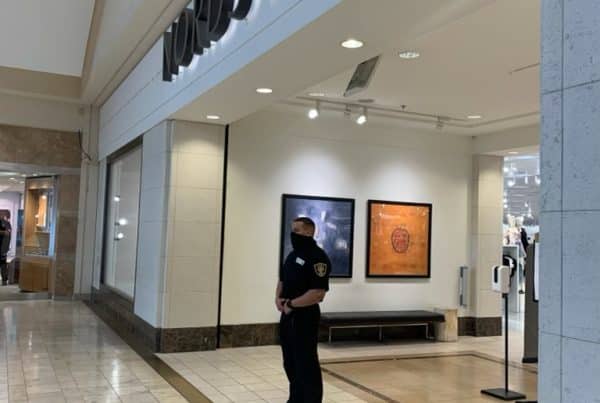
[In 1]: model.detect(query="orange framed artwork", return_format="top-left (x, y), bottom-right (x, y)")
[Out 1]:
top-left (367, 200), bottom-right (432, 278)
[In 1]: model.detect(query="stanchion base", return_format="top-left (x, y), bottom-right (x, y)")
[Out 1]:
top-left (481, 388), bottom-right (526, 400)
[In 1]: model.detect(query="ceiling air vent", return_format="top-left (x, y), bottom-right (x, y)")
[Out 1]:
top-left (344, 55), bottom-right (381, 97)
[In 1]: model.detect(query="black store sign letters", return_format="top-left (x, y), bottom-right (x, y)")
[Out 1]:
top-left (163, 0), bottom-right (253, 81)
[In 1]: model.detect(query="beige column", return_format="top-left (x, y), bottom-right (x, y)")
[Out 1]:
top-left (470, 155), bottom-right (504, 335)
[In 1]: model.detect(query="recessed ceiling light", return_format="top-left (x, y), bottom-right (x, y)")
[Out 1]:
top-left (341, 38), bottom-right (364, 49)
top-left (309, 92), bottom-right (325, 97)
top-left (256, 88), bottom-right (273, 94)
top-left (467, 115), bottom-right (482, 120)
top-left (509, 151), bottom-right (519, 155)
top-left (398, 50), bottom-right (420, 59)
top-left (206, 115), bottom-right (221, 120)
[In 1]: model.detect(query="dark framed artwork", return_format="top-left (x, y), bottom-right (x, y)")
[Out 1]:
top-left (280, 194), bottom-right (355, 278)
top-left (367, 200), bottom-right (432, 278)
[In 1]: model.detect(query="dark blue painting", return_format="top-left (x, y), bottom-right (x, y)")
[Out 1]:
top-left (280, 194), bottom-right (355, 278)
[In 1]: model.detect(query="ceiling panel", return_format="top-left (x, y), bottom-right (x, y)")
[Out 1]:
top-left (0, 0), bottom-right (95, 77)
top-left (303, 0), bottom-right (540, 133)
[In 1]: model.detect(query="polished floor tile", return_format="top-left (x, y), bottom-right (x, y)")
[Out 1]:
top-left (160, 324), bottom-right (536, 403)
top-left (0, 301), bottom-right (185, 403)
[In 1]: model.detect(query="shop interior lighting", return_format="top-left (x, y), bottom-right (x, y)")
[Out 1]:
top-left (206, 115), bottom-right (221, 120)
top-left (507, 178), bottom-right (516, 187)
top-left (309, 92), bottom-right (325, 97)
top-left (113, 196), bottom-right (121, 202)
top-left (115, 232), bottom-right (125, 240)
top-left (308, 101), bottom-right (320, 120)
top-left (467, 115), bottom-right (482, 120)
top-left (117, 218), bottom-right (128, 226)
top-left (535, 175), bottom-right (541, 186)
top-left (341, 38), bottom-right (364, 49)
top-left (256, 88), bottom-right (273, 94)
top-left (356, 107), bottom-right (368, 125)
top-left (398, 50), bottom-right (420, 59)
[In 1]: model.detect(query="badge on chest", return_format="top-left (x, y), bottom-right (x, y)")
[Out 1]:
top-left (295, 257), bottom-right (305, 266)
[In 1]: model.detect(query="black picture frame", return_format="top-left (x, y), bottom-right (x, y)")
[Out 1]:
top-left (366, 200), bottom-right (432, 279)
top-left (280, 194), bottom-right (355, 278)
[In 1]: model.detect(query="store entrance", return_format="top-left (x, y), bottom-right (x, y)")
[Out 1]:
top-left (0, 171), bottom-right (57, 301)
top-left (502, 154), bottom-right (540, 363)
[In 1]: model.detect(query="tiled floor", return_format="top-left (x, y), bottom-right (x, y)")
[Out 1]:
top-left (0, 300), bottom-right (186, 403)
top-left (160, 325), bottom-right (537, 403)
top-left (0, 285), bottom-right (48, 302)
top-left (0, 300), bottom-right (536, 403)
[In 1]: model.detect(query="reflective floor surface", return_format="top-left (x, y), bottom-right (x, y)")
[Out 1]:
top-left (0, 300), bottom-right (537, 403)
top-left (0, 300), bottom-right (186, 403)
top-left (160, 326), bottom-right (537, 403)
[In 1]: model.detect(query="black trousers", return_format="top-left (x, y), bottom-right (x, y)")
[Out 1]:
top-left (0, 255), bottom-right (7, 283)
top-left (280, 305), bottom-right (323, 403)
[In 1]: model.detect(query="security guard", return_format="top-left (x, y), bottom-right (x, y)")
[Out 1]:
top-left (276, 216), bottom-right (331, 403)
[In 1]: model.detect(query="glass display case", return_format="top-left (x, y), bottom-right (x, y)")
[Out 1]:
top-left (23, 177), bottom-right (56, 257)
top-left (20, 177), bottom-right (56, 292)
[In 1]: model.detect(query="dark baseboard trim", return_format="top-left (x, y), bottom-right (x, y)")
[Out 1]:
top-left (160, 327), bottom-right (217, 353)
top-left (522, 356), bottom-right (538, 364)
top-left (220, 323), bottom-right (279, 348)
top-left (458, 317), bottom-right (502, 337)
top-left (89, 287), bottom-right (217, 353)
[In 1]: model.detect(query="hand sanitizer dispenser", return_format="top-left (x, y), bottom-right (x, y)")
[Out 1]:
top-left (491, 265), bottom-right (510, 294)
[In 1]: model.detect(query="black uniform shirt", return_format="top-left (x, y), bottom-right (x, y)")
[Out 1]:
top-left (279, 239), bottom-right (331, 301)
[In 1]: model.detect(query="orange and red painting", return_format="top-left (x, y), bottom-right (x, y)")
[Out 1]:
top-left (367, 201), bottom-right (432, 278)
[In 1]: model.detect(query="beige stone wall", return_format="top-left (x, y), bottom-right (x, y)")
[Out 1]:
top-left (0, 124), bottom-right (81, 168)
top-left (54, 175), bottom-right (81, 297)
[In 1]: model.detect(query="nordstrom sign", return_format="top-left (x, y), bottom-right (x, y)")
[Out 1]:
top-left (163, 0), bottom-right (253, 82)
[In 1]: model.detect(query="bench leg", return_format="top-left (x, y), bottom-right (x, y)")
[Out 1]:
top-left (329, 328), bottom-right (332, 344)
top-left (379, 326), bottom-right (383, 342)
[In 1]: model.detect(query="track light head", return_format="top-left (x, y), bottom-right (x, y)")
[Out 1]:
top-left (308, 101), bottom-right (320, 120)
top-left (356, 107), bottom-right (368, 125)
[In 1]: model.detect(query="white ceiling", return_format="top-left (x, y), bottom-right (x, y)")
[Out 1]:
top-left (173, 0), bottom-right (497, 128)
top-left (303, 0), bottom-right (540, 134)
top-left (0, 171), bottom-right (25, 193)
top-left (0, 0), bottom-right (95, 77)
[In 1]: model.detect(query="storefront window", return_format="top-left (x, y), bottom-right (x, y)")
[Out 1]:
top-left (102, 146), bottom-right (142, 298)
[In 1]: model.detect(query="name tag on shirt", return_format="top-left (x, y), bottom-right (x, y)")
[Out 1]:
top-left (295, 257), bottom-right (305, 266)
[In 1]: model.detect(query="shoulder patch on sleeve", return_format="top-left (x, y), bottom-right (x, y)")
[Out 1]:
top-left (314, 263), bottom-right (328, 277)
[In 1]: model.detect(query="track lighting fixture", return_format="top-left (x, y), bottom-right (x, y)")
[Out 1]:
top-left (308, 101), bottom-right (320, 120)
top-left (356, 107), bottom-right (368, 125)
top-left (435, 117), bottom-right (444, 130)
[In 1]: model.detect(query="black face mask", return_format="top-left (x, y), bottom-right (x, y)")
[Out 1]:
top-left (290, 232), bottom-right (314, 252)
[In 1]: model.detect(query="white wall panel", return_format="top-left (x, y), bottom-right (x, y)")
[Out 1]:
top-left (223, 105), bottom-right (473, 325)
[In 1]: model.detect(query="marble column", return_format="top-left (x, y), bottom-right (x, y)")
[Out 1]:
top-left (540, 0), bottom-right (600, 401)
top-left (54, 174), bottom-right (81, 297)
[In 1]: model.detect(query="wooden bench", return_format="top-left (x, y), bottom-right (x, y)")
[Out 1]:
top-left (320, 310), bottom-right (445, 343)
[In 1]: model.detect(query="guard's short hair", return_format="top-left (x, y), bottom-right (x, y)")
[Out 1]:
top-left (293, 216), bottom-right (315, 231)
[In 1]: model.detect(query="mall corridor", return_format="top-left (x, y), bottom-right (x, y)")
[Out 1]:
top-left (1, 0), bottom-right (600, 401)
